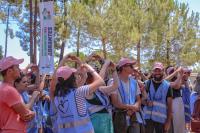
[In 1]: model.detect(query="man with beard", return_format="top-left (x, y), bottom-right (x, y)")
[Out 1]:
top-left (0, 56), bottom-right (35, 133)
top-left (143, 62), bottom-right (172, 133)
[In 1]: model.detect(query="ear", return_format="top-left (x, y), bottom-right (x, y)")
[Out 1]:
top-left (14, 81), bottom-right (19, 88)
top-left (6, 68), bottom-right (13, 75)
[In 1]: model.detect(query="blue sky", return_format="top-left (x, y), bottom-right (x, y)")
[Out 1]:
top-left (0, 0), bottom-right (199, 69)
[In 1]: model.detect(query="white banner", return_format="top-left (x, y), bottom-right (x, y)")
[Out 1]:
top-left (39, 1), bottom-right (54, 75)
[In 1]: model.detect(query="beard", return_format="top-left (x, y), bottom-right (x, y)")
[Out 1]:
top-left (153, 74), bottom-right (163, 82)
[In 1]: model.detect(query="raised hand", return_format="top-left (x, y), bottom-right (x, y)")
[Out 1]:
top-left (68, 55), bottom-right (82, 65)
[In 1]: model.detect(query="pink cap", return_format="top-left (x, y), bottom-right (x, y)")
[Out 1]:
top-left (56, 66), bottom-right (77, 80)
top-left (117, 58), bottom-right (136, 68)
top-left (183, 68), bottom-right (192, 73)
top-left (153, 62), bottom-right (164, 70)
top-left (166, 67), bottom-right (174, 75)
top-left (0, 56), bottom-right (24, 72)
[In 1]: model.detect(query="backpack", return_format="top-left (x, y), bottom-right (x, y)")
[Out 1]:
top-left (191, 96), bottom-right (200, 132)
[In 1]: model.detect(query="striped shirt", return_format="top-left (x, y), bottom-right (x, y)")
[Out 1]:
top-left (75, 85), bottom-right (90, 116)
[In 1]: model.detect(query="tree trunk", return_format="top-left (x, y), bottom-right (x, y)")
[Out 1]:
top-left (137, 40), bottom-right (141, 69)
top-left (76, 23), bottom-right (80, 57)
top-left (29, 0), bottom-right (33, 63)
top-left (33, 0), bottom-right (38, 64)
top-left (166, 40), bottom-right (170, 66)
top-left (102, 38), bottom-right (107, 59)
top-left (4, 4), bottom-right (10, 57)
top-left (58, 0), bottom-right (67, 63)
top-left (59, 41), bottom-right (65, 63)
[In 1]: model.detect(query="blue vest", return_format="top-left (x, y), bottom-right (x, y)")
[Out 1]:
top-left (21, 91), bottom-right (38, 133)
top-left (190, 91), bottom-right (198, 115)
top-left (50, 100), bottom-right (58, 133)
top-left (118, 77), bottom-right (143, 124)
top-left (144, 80), bottom-right (169, 124)
top-left (87, 90), bottom-right (111, 115)
top-left (54, 89), bottom-right (94, 133)
top-left (181, 87), bottom-right (191, 122)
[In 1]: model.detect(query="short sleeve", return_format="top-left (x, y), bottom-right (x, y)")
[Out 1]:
top-left (4, 86), bottom-right (23, 107)
top-left (136, 83), bottom-right (141, 96)
top-left (107, 79), bottom-right (118, 95)
top-left (166, 87), bottom-right (173, 102)
top-left (76, 85), bottom-right (90, 97)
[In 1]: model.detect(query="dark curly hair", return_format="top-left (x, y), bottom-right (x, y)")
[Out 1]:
top-left (14, 72), bottom-right (26, 87)
top-left (54, 73), bottom-right (77, 97)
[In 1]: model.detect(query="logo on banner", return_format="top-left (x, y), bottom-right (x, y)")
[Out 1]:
top-left (42, 8), bottom-right (51, 20)
top-left (39, 1), bottom-right (54, 75)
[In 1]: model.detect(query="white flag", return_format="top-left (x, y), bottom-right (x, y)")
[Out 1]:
top-left (39, 1), bottom-right (54, 75)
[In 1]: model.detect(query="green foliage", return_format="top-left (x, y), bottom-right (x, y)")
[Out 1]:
top-left (0, 0), bottom-right (199, 70)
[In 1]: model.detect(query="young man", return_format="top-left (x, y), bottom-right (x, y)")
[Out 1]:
top-left (0, 56), bottom-right (35, 133)
top-left (111, 58), bottom-right (142, 133)
top-left (143, 62), bottom-right (172, 133)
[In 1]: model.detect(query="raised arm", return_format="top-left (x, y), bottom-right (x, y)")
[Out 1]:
top-left (99, 59), bottom-right (110, 79)
top-left (25, 91), bottom-right (40, 109)
top-left (50, 55), bottom-right (82, 98)
top-left (26, 65), bottom-right (40, 91)
top-left (26, 74), bottom-right (47, 109)
top-left (99, 66), bottom-right (119, 95)
top-left (82, 64), bottom-right (105, 94)
top-left (22, 64), bottom-right (32, 74)
top-left (50, 55), bottom-right (69, 99)
top-left (165, 67), bottom-right (181, 81)
top-left (170, 69), bottom-right (183, 89)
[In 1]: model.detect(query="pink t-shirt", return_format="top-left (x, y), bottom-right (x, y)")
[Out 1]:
top-left (0, 83), bottom-right (27, 133)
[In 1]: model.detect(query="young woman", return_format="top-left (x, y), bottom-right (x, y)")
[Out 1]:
top-left (85, 59), bottom-right (119, 133)
top-left (50, 55), bottom-right (105, 133)
top-left (14, 72), bottom-right (47, 133)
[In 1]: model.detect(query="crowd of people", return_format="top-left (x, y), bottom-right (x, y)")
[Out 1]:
top-left (0, 54), bottom-right (200, 133)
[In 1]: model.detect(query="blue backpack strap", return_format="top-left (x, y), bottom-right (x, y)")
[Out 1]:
top-left (182, 87), bottom-right (191, 122)
top-left (118, 79), bottom-right (127, 103)
top-left (129, 77), bottom-right (137, 104)
top-left (144, 80), bottom-right (151, 101)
